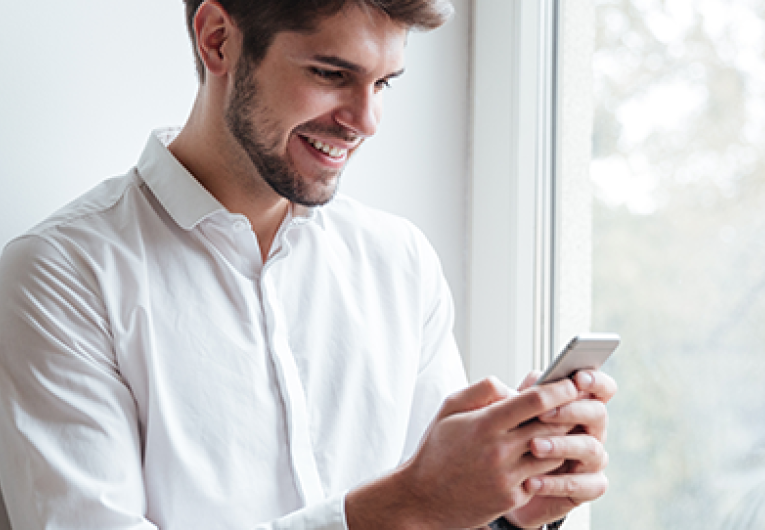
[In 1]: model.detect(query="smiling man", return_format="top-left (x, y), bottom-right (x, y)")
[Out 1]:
top-left (0, 1), bottom-right (615, 529)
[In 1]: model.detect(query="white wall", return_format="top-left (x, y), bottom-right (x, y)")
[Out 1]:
top-left (0, 2), bottom-right (199, 244)
top-left (0, 2), bottom-right (469, 527)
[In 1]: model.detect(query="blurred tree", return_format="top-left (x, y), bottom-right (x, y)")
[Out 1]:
top-left (589, 0), bottom-right (765, 528)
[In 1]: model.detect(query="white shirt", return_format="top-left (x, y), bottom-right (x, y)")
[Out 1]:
top-left (0, 130), bottom-right (467, 529)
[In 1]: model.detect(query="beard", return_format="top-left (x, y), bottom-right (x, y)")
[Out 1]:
top-left (224, 56), bottom-right (348, 207)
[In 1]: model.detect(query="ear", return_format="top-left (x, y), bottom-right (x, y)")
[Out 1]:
top-left (193, 0), bottom-right (241, 78)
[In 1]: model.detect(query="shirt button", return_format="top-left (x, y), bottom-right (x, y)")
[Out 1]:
top-left (233, 220), bottom-right (248, 232)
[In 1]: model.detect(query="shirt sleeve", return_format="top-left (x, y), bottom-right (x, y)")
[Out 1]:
top-left (0, 235), bottom-right (156, 529)
top-left (399, 230), bottom-right (469, 463)
top-left (0, 235), bottom-right (352, 530)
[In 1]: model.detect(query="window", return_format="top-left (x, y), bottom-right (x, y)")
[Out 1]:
top-left (471, 1), bottom-right (765, 527)
top-left (590, 0), bottom-right (765, 527)
top-left (469, 0), bottom-right (594, 523)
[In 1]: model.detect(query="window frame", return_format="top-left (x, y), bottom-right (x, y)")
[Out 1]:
top-left (468, 1), bottom-right (593, 527)
top-left (467, 0), bottom-right (563, 384)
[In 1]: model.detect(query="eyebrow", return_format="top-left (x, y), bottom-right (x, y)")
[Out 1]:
top-left (311, 54), bottom-right (406, 79)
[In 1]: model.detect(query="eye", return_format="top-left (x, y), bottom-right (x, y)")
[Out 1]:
top-left (375, 78), bottom-right (392, 92)
top-left (311, 67), bottom-right (345, 82)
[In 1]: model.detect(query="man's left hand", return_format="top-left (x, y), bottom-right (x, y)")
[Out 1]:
top-left (503, 370), bottom-right (617, 529)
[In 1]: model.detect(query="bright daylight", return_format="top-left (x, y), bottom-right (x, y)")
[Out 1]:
top-left (590, 0), bottom-right (765, 527)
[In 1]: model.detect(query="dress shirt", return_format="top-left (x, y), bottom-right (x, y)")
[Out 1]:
top-left (0, 129), bottom-right (467, 529)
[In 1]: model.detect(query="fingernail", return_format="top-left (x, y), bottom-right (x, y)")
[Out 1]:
top-left (535, 439), bottom-right (553, 454)
top-left (577, 371), bottom-right (593, 388)
top-left (527, 477), bottom-right (543, 492)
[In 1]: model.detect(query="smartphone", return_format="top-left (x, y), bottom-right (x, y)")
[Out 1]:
top-left (487, 334), bottom-right (619, 530)
top-left (534, 332), bottom-right (620, 385)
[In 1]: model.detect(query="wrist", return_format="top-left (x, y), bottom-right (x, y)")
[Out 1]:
top-left (345, 466), bottom-right (440, 530)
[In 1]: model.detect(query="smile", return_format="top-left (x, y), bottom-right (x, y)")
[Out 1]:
top-left (304, 136), bottom-right (347, 159)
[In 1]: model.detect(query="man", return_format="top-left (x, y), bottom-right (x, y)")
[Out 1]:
top-left (0, 1), bottom-right (616, 528)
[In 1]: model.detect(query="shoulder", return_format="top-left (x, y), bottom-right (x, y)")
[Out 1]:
top-left (0, 232), bottom-right (73, 287)
top-left (22, 171), bottom-right (140, 242)
top-left (1, 171), bottom-right (143, 291)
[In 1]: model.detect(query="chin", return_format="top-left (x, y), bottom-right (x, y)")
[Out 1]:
top-left (295, 185), bottom-right (339, 207)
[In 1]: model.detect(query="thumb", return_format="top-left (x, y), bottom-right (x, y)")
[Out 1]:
top-left (437, 376), bottom-right (516, 420)
top-left (517, 370), bottom-right (543, 391)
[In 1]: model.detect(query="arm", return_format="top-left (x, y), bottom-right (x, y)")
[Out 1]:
top-left (0, 236), bottom-right (155, 529)
top-left (345, 371), bottom-right (616, 530)
top-left (338, 229), bottom-right (595, 529)
top-left (349, 227), bottom-right (615, 529)
top-left (0, 236), bottom-right (349, 530)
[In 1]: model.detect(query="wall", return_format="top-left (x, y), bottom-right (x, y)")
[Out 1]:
top-left (0, 1), bottom-right (469, 527)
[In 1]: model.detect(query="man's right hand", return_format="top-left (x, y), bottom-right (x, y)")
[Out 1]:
top-left (345, 377), bottom-right (581, 529)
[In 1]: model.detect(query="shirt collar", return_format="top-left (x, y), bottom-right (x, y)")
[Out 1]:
top-left (136, 128), bottom-right (226, 231)
top-left (137, 128), bottom-right (317, 230)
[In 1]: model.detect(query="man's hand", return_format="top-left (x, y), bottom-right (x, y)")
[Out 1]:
top-left (345, 372), bottom-right (616, 530)
top-left (345, 376), bottom-right (586, 529)
top-left (503, 370), bottom-right (617, 529)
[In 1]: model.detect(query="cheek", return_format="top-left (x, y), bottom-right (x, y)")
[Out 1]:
top-left (280, 86), bottom-right (342, 128)
top-left (290, 90), bottom-right (339, 122)
top-left (258, 76), bottom-right (345, 140)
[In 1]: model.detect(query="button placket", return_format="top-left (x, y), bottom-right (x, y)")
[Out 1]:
top-left (259, 230), bottom-right (325, 506)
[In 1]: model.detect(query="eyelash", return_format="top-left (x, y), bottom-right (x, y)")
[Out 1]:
top-left (310, 67), bottom-right (392, 91)
top-left (311, 67), bottom-right (345, 82)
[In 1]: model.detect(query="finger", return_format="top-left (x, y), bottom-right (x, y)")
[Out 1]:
top-left (573, 370), bottom-right (617, 403)
top-left (438, 377), bottom-right (516, 420)
top-left (524, 471), bottom-right (609, 503)
top-left (512, 452), bottom-right (568, 489)
top-left (529, 435), bottom-right (608, 472)
top-left (538, 399), bottom-right (608, 442)
top-left (564, 450), bottom-right (610, 475)
top-left (517, 370), bottom-right (543, 391)
top-left (484, 378), bottom-right (579, 431)
top-left (510, 418), bottom-right (572, 444)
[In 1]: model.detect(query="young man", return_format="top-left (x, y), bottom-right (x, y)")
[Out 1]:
top-left (0, 1), bottom-right (616, 529)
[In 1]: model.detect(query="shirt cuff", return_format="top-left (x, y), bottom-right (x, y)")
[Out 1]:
top-left (255, 492), bottom-right (347, 530)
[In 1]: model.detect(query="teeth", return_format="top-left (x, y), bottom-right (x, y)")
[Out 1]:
top-left (306, 137), bottom-right (346, 159)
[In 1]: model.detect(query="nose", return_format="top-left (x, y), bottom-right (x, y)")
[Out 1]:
top-left (333, 86), bottom-right (382, 138)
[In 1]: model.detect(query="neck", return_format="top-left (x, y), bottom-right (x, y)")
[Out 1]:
top-left (169, 92), bottom-right (290, 262)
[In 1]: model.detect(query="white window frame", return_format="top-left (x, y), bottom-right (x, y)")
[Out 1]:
top-left (467, 0), bottom-right (562, 384)
top-left (468, 1), bottom-right (594, 527)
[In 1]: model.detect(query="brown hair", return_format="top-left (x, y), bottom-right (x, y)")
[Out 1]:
top-left (183, 0), bottom-right (454, 81)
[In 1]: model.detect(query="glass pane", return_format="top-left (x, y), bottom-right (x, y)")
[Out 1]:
top-left (590, 0), bottom-right (765, 528)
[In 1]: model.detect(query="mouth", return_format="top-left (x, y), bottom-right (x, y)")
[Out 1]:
top-left (302, 135), bottom-right (350, 160)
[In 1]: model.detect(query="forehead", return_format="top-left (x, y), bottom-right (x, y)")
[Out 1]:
top-left (268, 5), bottom-right (409, 74)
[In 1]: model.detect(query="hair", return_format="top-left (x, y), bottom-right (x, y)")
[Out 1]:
top-left (183, 0), bottom-right (454, 82)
